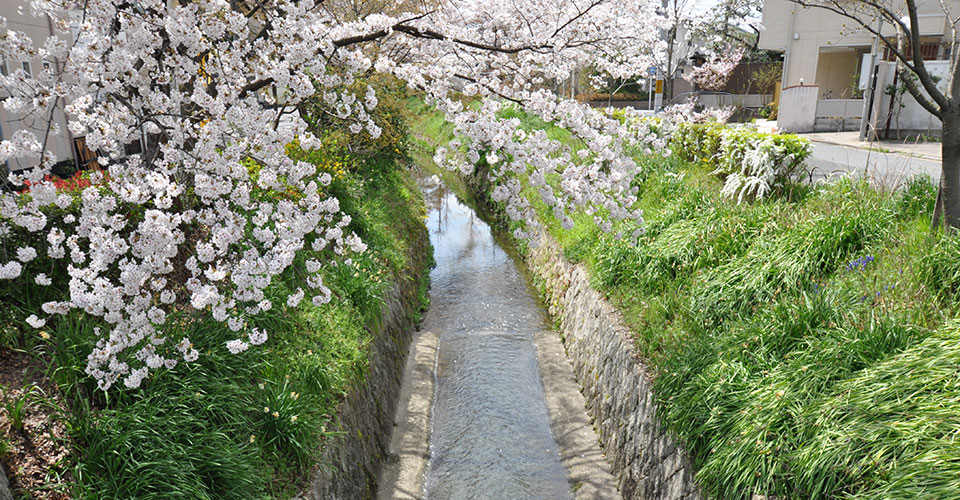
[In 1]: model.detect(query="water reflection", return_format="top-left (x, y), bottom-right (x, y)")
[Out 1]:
top-left (417, 173), bottom-right (572, 500)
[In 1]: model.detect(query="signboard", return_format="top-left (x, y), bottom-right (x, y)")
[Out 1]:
top-left (858, 53), bottom-right (872, 90)
top-left (654, 79), bottom-right (664, 110)
top-left (648, 66), bottom-right (657, 76)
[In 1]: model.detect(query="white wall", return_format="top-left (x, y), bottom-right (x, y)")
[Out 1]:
top-left (778, 85), bottom-right (819, 133)
top-left (0, 3), bottom-right (76, 172)
top-left (759, 0), bottom-right (960, 95)
top-left (688, 94), bottom-right (771, 109)
top-left (873, 61), bottom-right (948, 134)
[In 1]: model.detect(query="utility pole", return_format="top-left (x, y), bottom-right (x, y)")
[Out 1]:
top-left (858, 19), bottom-right (883, 142)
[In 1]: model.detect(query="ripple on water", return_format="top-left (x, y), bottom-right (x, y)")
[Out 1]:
top-left (418, 176), bottom-right (572, 500)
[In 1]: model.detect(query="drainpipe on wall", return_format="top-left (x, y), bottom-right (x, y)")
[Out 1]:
top-left (859, 19), bottom-right (883, 142)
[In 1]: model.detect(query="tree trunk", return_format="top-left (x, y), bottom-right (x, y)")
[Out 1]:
top-left (940, 109), bottom-right (960, 229)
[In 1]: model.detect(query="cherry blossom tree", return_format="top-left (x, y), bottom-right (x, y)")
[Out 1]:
top-left (0, 0), bottom-right (664, 390)
top-left (685, 48), bottom-right (745, 91)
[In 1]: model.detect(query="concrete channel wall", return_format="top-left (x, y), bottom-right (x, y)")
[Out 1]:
top-left (527, 234), bottom-right (703, 500)
top-left (307, 224), bottom-right (430, 500)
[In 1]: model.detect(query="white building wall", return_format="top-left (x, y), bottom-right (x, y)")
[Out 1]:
top-left (873, 61), bottom-right (949, 134)
top-left (777, 85), bottom-right (819, 133)
top-left (1, 3), bottom-right (76, 172)
top-left (760, 0), bottom-right (959, 136)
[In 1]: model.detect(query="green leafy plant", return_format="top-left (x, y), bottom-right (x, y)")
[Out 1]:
top-left (2, 384), bottom-right (38, 432)
top-left (757, 104), bottom-right (773, 119)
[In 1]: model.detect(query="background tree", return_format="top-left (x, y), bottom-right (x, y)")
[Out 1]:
top-left (696, 0), bottom-right (764, 53)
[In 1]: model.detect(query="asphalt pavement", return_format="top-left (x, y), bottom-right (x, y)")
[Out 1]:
top-left (805, 141), bottom-right (942, 188)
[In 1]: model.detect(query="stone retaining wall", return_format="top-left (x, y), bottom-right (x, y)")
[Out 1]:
top-left (527, 234), bottom-right (703, 500)
top-left (307, 224), bottom-right (430, 500)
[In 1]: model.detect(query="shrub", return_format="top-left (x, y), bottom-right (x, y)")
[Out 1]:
top-left (670, 122), bottom-right (725, 164)
top-left (714, 129), bottom-right (812, 202)
top-left (757, 104), bottom-right (773, 119)
top-left (667, 123), bottom-right (811, 202)
top-left (608, 112), bottom-right (812, 203)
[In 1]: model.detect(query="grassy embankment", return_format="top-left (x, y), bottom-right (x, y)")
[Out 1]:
top-left (409, 97), bottom-right (960, 500)
top-left (0, 82), bottom-right (430, 499)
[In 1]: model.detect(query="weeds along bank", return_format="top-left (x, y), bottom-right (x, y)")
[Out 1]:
top-left (0, 78), bottom-right (431, 499)
top-left (411, 98), bottom-right (960, 500)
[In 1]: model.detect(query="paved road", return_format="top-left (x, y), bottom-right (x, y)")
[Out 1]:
top-left (807, 142), bottom-right (941, 188)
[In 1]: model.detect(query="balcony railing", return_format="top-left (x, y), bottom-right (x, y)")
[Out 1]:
top-left (883, 42), bottom-right (951, 61)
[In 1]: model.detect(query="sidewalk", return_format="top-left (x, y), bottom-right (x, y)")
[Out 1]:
top-left (800, 131), bottom-right (942, 188)
top-left (801, 131), bottom-right (942, 161)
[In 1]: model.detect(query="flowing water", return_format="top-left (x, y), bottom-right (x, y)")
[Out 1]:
top-left (418, 175), bottom-right (573, 500)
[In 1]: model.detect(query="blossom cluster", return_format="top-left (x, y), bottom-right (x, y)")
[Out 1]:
top-left (432, 94), bottom-right (646, 240)
top-left (684, 49), bottom-right (745, 92)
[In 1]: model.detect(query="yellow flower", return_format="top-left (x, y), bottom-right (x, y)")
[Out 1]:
top-left (290, 415), bottom-right (298, 422)
top-left (264, 406), bottom-right (270, 413)
top-left (249, 434), bottom-right (256, 443)
top-left (39, 331), bottom-right (50, 340)
top-left (272, 411), bottom-right (280, 418)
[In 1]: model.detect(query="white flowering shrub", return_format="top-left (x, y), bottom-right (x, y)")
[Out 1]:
top-left (0, 0), bottom-right (673, 390)
top-left (714, 129), bottom-right (812, 203)
top-left (656, 121), bottom-right (812, 203)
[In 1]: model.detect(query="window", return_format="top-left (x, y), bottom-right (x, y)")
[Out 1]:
top-left (674, 68), bottom-right (683, 79)
top-left (42, 61), bottom-right (51, 72)
top-left (20, 61), bottom-right (31, 77)
top-left (0, 59), bottom-right (6, 77)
